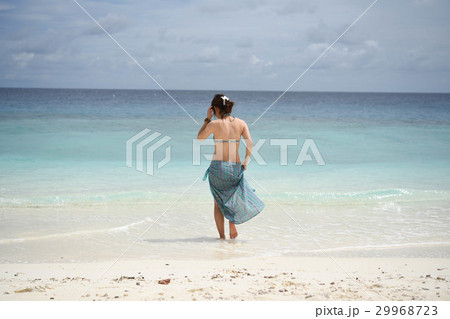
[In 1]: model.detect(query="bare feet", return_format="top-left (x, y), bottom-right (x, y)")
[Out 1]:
top-left (229, 222), bottom-right (238, 239)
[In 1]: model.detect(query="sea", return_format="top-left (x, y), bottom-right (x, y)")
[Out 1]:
top-left (0, 88), bottom-right (449, 263)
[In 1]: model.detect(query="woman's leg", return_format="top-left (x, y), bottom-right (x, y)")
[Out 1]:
top-left (229, 221), bottom-right (238, 239)
top-left (214, 201), bottom-right (225, 239)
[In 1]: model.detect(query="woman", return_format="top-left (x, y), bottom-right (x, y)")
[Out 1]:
top-left (197, 94), bottom-right (265, 239)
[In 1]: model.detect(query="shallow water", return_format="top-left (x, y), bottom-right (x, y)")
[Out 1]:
top-left (0, 88), bottom-right (449, 262)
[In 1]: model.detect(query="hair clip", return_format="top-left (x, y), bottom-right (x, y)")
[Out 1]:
top-left (221, 95), bottom-right (229, 106)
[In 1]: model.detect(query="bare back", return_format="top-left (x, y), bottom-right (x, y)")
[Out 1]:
top-left (209, 116), bottom-right (249, 162)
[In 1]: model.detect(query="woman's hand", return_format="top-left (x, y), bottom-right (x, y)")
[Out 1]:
top-left (242, 163), bottom-right (247, 170)
top-left (207, 106), bottom-right (213, 120)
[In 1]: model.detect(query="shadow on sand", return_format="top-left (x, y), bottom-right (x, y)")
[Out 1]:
top-left (143, 236), bottom-right (242, 243)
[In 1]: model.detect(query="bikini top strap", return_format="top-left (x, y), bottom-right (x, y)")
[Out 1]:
top-left (214, 138), bottom-right (240, 143)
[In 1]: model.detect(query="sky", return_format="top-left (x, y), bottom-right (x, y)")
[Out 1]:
top-left (0, 0), bottom-right (449, 93)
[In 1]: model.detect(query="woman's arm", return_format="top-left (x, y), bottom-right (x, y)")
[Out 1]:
top-left (197, 106), bottom-right (214, 140)
top-left (241, 121), bottom-right (253, 170)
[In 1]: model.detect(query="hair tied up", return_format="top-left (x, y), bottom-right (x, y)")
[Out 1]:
top-left (211, 94), bottom-right (234, 115)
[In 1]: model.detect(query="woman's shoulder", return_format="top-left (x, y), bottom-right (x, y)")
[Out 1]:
top-left (232, 116), bottom-right (245, 123)
top-left (234, 117), bottom-right (248, 127)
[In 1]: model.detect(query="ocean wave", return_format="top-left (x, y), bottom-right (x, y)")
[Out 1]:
top-left (0, 217), bottom-right (153, 244)
top-left (0, 191), bottom-right (208, 207)
top-left (1, 188), bottom-right (449, 208)
top-left (283, 188), bottom-right (450, 204)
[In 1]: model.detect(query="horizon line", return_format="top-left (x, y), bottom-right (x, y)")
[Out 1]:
top-left (0, 86), bottom-right (449, 95)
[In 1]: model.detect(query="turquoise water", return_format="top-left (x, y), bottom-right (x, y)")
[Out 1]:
top-left (0, 88), bottom-right (449, 262)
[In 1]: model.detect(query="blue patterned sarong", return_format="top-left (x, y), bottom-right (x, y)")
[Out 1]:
top-left (203, 160), bottom-right (265, 224)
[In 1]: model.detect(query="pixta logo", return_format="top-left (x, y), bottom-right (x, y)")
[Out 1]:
top-left (192, 138), bottom-right (325, 166)
top-left (126, 129), bottom-right (172, 175)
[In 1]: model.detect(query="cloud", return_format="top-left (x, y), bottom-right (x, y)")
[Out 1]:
top-left (157, 28), bottom-right (211, 44)
top-left (275, 0), bottom-right (317, 15)
top-left (80, 13), bottom-right (130, 36)
top-left (8, 28), bottom-right (70, 55)
top-left (413, 0), bottom-right (439, 6)
top-left (250, 55), bottom-right (273, 68)
top-left (172, 46), bottom-right (220, 64)
top-left (12, 52), bottom-right (35, 67)
top-left (197, 0), bottom-right (316, 16)
top-left (0, 3), bottom-right (14, 11)
top-left (236, 38), bottom-right (253, 48)
top-left (305, 21), bottom-right (333, 43)
top-left (1, 0), bottom-right (449, 92)
top-left (304, 39), bottom-right (382, 70)
top-left (197, 0), bottom-right (268, 13)
top-left (364, 40), bottom-right (380, 50)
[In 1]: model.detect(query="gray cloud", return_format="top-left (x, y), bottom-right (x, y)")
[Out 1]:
top-left (0, 0), bottom-right (449, 92)
top-left (80, 13), bottom-right (130, 36)
top-left (172, 46), bottom-right (220, 64)
top-left (275, 0), bottom-right (317, 15)
top-left (197, 0), bottom-right (268, 14)
top-left (157, 28), bottom-right (211, 45)
top-left (235, 37), bottom-right (253, 49)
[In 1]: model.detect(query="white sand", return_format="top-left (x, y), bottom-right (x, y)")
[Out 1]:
top-left (1, 257), bottom-right (448, 301)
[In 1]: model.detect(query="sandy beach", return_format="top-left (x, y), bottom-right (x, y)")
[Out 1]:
top-left (1, 257), bottom-right (448, 301)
